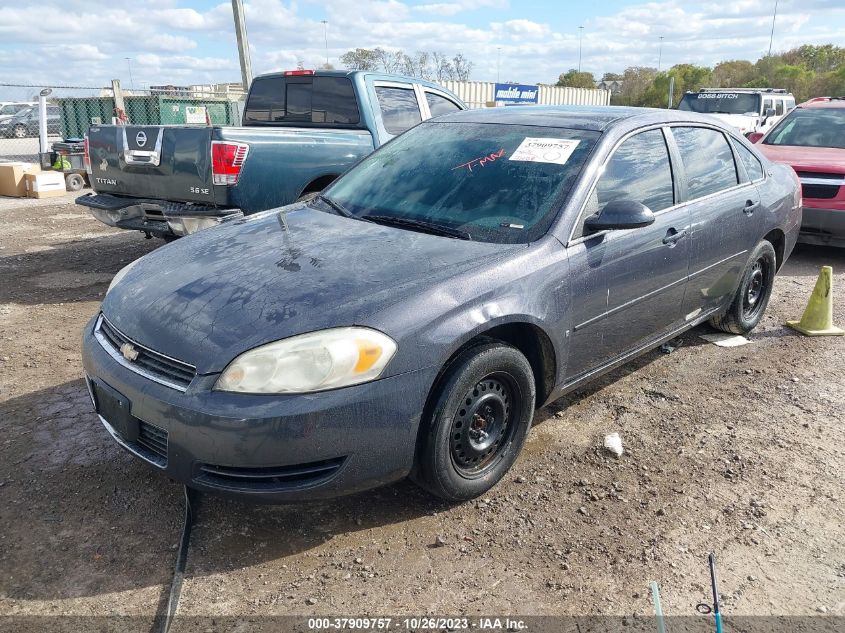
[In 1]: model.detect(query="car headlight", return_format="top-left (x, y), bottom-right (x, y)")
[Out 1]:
top-left (106, 258), bottom-right (140, 294)
top-left (215, 327), bottom-right (397, 394)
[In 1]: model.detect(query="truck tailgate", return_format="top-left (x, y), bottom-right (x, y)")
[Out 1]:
top-left (87, 125), bottom-right (221, 205)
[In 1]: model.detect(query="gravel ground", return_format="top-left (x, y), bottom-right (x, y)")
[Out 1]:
top-left (0, 196), bottom-right (843, 627)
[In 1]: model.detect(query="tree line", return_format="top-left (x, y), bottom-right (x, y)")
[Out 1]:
top-left (339, 48), bottom-right (473, 82)
top-left (556, 44), bottom-right (845, 106)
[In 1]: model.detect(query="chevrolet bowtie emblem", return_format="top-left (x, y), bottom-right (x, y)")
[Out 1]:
top-left (120, 343), bottom-right (139, 362)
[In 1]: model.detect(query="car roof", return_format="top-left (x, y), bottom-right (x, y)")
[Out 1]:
top-left (430, 105), bottom-right (728, 132)
top-left (799, 97), bottom-right (845, 109)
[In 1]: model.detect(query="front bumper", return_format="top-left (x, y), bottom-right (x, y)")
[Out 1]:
top-left (81, 317), bottom-right (437, 501)
top-left (76, 193), bottom-right (242, 237)
top-left (798, 206), bottom-right (845, 247)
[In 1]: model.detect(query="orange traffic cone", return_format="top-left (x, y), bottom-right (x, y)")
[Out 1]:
top-left (786, 266), bottom-right (844, 336)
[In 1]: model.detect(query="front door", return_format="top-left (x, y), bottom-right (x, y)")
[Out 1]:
top-left (565, 128), bottom-right (690, 381)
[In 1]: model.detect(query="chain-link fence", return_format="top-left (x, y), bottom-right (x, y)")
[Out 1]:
top-left (0, 82), bottom-right (246, 164)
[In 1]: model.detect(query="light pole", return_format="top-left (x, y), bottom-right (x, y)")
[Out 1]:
top-left (767, 0), bottom-right (779, 57)
top-left (497, 47), bottom-right (501, 83)
top-left (578, 26), bottom-right (584, 73)
top-left (657, 36), bottom-right (664, 71)
top-left (125, 57), bottom-right (135, 92)
top-left (321, 20), bottom-right (329, 67)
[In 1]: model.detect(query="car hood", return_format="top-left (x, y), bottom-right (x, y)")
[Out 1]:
top-left (103, 206), bottom-right (521, 374)
top-left (757, 144), bottom-right (845, 173)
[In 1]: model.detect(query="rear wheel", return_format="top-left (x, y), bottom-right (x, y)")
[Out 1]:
top-left (710, 240), bottom-right (776, 334)
top-left (13, 125), bottom-right (27, 139)
top-left (413, 342), bottom-right (535, 501)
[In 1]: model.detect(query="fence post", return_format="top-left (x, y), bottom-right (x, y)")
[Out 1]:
top-left (38, 88), bottom-right (52, 155)
top-left (112, 79), bottom-right (126, 124)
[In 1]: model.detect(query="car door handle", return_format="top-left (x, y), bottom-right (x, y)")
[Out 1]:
top-left (662, 227), bottom-right (688, 245)
top-left (744, 200), bottom-right (760, 216)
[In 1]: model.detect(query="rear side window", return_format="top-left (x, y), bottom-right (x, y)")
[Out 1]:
top-left (375, 86), bottom-right (421, 135)
top-left (425, 92), bottom-right (461, 118)
top-left (244, 76), bottom-right (360, 125)
top-left (672, 127), bottom-right (738, 200)
top-left (735, 143), bottom-right (765, 182)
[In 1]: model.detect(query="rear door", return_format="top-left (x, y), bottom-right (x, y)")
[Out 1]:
top-left (87, 125), bottom-right (217, 204)
top-left (669, 125), bottom-right (758, 318)
top-left (565, 127), bottom-right (690, 380)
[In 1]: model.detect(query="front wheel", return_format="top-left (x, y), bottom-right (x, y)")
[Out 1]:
top-left (13, 125), bottom-right (27, 139)
top-left (413, 342), bottom-right (536, 501)
top-left (710, 240), bottom-right (776, 334)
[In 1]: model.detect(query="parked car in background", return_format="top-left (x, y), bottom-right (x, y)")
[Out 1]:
top-left (82, 106), bottom-right (800, 503)
top-left (678, 88), bottom-right (795, 136)
top-left (77, 70), bottom-right (466, 239)
top-left (0, 105), bottom-right (61, 138)
top-left (0, 101), bottom-right (37, 123)
top-left (750, 97), bottom-right (845, 247)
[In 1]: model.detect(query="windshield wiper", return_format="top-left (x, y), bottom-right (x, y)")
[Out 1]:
top-left (317, 193), bottom-right (354, 218)
top-left (363, 215), bottom-right (472, 240)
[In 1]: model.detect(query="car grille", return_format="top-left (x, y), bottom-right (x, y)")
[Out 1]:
top-left (802, 183), bottom-right (840, 200)
top-left (95, 314), bottom-right (196, 391)
top-left (798, 172), bottom-right (844, 200)
top-left (137, 421), bottom-right (168, 462)
top-left (194, 457), bottom-right (346, 492)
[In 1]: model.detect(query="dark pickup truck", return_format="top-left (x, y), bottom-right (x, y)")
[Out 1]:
top-left (77, 70), bottom-right (465, 238)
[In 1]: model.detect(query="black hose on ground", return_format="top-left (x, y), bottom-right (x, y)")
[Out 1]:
top-left (151, 486), bottom-right (199, 633)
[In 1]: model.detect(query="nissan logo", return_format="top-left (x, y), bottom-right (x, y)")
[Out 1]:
top-left (136, 131), bottom-right (147, 147)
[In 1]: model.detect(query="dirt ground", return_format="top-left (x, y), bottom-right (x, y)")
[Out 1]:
top-left (0, 194), bottom-right (843, 628)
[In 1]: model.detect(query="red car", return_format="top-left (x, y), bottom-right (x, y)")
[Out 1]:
top-left (751, 97), bottom-right (845, 246)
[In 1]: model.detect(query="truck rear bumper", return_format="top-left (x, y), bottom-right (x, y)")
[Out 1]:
top-left (76, 193), bottom-right (242, 237)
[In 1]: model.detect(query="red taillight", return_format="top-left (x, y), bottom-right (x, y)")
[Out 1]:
top-left (211, 141), bottom-right (249, 185)
top-left (283, 69), bottom-right (314, 76)
top-left (83, 135), bottom-right (91, 173)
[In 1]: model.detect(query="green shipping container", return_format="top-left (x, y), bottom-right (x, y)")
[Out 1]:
top-left (58, 95), bottom-right (240, 137)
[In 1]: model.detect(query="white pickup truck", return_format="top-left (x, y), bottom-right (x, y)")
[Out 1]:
top-left (678, 88), bottom-right (796, 136)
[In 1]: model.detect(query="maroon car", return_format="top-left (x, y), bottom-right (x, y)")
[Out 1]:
top-left (751, 97), bottom-right (845, 247)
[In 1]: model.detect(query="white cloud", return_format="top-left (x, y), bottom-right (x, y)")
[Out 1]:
top-left (0, 0), bottom-right (842, 90)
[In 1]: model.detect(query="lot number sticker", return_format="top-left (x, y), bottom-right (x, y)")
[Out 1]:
top-left (509, 138), bottom-right (580, 165)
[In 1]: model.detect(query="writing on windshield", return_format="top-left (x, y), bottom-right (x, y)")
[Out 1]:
top-left (678, 93), bottom-right (760, 115)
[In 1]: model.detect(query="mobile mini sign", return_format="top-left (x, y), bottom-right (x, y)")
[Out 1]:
top-left (494, 83), bottom-right (539, 105)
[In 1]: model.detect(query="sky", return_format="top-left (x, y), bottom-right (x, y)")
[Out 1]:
top-left (0, 0), bottom-right (844, 90)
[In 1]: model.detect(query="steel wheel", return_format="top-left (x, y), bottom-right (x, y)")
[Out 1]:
top-left (449, 373), bottom-right (518, 477)
top-left (742, 256), bottom-right (769, 321)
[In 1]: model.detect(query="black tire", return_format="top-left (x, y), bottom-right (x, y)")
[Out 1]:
top-left (65, 173), bottom-right (85, 192)
top-left (710, 240), bottom-right (776, 334)
top-left (413, 342), bottom-right (536, 501)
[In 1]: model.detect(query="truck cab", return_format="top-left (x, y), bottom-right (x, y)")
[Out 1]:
top-left (678, 88), bottom-right (795, 136)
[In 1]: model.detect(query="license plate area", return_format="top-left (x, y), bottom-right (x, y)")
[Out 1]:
top-left (91, 378), bottom-right (139, 442)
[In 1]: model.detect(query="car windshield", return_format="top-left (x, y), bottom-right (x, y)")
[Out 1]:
top-left (0, 105), bottom-right (18, 115)
top-left (321, 121), bottom-right (600, 244)
top-left (764, 107), bottom-right (845, 149)
top-left (678, 93), bottom-right (761, 115)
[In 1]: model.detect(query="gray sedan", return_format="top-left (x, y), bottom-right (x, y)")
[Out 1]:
top-left (82, 106), bottom-right (800, 502)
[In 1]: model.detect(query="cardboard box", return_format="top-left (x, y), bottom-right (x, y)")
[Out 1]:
top-left (0, 162), bottom-right (41, 197)
top-left (24, 172), bottom-right (66, 199)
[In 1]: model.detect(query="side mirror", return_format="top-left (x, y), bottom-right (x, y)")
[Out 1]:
top-left (584, 199), bottom-right (656, 232)
top-left (764, 108), bottom-right (776, 118)
top-left (747, 132), bottom-right (764, 144)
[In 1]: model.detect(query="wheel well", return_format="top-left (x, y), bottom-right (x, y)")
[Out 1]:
top-left (300, 174), bottom-right (338, 197)
top-left (763, 228), bottom-right (785, 271)
top-left (443, 323), bottom-right (557, 408)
